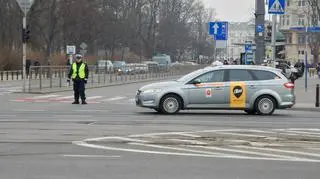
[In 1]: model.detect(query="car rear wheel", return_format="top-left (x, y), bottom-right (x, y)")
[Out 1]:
top-left (255, 96), bottom-right (276, 115)
top-left (159, 94), bottom-right (181, 114)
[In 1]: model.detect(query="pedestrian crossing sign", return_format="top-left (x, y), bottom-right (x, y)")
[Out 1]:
top-left (268, 0), bottom-right (285, 14)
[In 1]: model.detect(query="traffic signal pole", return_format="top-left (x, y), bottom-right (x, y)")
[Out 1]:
top-left (271, 14), bottom-right (277, 67)
top-left (254, 0), bottom-right (266, 65)
top-left (22, 14), bottom-right (27, 92)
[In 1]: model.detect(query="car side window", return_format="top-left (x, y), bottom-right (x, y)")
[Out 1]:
top-left (250, 70), bottom-right (280, 80)
top-left (227, 69), bottom-right (254, 81)
top-left (192, 70), bottom-right (224, 83)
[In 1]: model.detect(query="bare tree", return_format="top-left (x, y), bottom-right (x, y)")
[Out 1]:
top-left (307, 0), bottom-right (320, 64)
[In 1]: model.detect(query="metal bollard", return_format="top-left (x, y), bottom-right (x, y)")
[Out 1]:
top-left (316, 84), bottom-right (319, 107)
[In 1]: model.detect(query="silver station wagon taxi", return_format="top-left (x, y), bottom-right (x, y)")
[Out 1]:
top-left (135, 65), bottom-right (295, 115)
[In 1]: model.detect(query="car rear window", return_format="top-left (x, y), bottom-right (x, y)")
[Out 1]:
top-left (250, 70), bottom-right (281, 80)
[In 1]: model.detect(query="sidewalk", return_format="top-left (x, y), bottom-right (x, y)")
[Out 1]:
top-left (290, 76), bottom-right (320, 112)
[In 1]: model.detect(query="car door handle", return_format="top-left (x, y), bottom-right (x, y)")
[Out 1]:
top-left (249, 85), bottom-right (256, 89)
top-left (215, 86), bottom-right (223, 90)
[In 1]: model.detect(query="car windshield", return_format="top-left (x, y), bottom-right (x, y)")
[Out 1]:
top-left (175, 68), bottom-right (205, 83)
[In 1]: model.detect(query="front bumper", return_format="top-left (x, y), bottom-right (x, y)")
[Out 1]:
top-left (135, 92), bottom-right (159, 108)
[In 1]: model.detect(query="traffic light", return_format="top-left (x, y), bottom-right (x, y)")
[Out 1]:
top-left (266, 24), bottom-right (272, 39)
top-left (22, 26), bottom-right (30, 43)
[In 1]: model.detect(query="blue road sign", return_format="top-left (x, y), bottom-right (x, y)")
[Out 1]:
top-left (257, 24), bottom-right (264, 33)
top-left (209, 21), bottom-right (228, 40)
top-left (268, 0), bottom-right (286, 14)
top-left (245, 41), bottom-right (253, 53)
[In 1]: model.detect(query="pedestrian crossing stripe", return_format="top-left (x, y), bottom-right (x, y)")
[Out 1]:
top-left (11, 95), bottom-right (135, 104)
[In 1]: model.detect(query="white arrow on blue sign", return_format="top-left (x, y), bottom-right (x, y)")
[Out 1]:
top-left (268, 0), bottom-right (286, 14)
top-left (209, 21), bottom-right (228, 40)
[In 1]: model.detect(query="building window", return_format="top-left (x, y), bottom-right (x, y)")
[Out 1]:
top-left (298, 15), bottom-right (305, 26)
top-left (286, 33), bottom-right (292, 44)
top-left (298, 50), bottom-right (305, 55)
top-left (298, 0), bottom-right (305, 6)
top-left (287, 0), bottom-right (290, 6)
top-left (286, 15), bottom-right (290, 26)
top-left (297, 35), bottom-right (306, 44)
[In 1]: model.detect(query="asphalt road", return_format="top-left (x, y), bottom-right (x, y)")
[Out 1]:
top-left (0, 80), bottom-right (320, 179)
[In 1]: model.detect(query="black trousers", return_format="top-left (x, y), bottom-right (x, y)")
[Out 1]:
top-left (73, 80), bottom-right (86, 102)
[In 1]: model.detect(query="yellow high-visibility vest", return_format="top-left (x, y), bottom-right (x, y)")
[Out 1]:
top-left (72, 63), bottom-right (86, 79)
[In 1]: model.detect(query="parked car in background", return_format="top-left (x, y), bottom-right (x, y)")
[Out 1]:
top-left (143, 61), bottom-right (160, 73)
top-left (96, 60), bottom-right (113, 73)
top-left (113, 61), bottom-right (126, 75)
top-left (152, 54), bottom-right (171, 71)
top-left (126, 63), bottom-right (149, 74)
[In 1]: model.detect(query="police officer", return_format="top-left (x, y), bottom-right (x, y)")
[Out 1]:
top-left (67, 54), bottom-right (89, 104)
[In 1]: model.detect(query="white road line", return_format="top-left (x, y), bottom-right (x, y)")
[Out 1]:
top-left (175, 133), bottom-right (201, 138)
top-left (129, 142), bottom-right (231, 156)
top-left (84, 136), bottom-right (149, 143)
top-left (14, 109), bottom-right (46, 112)
top-left (73, 141), bottom-right (320, 163)
top-left (213, 132), bottom-right (267, 138)
top-left (168, 139), bottom-right (208, 145)
top-left (74, 109), bottom-right (107, 112)
top-left (234, 145), bottom-right (320, 158)
top-left (31, 95), bottom-right (60, 99)
top-left (128, 130), bottom-right (244, 138)
top-left (102, 96), bottom-right (127, 102)
top-left (0, 115), bottom-right (17, 117)
top-left (86, 96), bottom-right (104, 100)
top-left (190, 146), bottom-right (303, 160)
top-left (279, 130), bottom-right (320, 136)
top-left (62, 155), bottom-right (121, 158)
top-left (275, 128), bottom-right (320, 132)
top-left (54, 115), bottom-right (93, 118)
top-left (55, 96), bottom-right (74, 100)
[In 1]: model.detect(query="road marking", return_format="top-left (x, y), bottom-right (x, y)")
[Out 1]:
top-left (84, 136), bottom-right (149, 143)
top-left (168, 139), bottom-right (208, 145)
top-left (62, 155), bottom-right (121, 158)
top-left (31, 95), bottom-right (60, 99)
top-left (73, 141), bottom-right (320, 163)
top-left (234, 145), bottom-right (320, 158)
top-left (74, 109), bottom-right (107, 112)
top-left (14, 109), bottom-right (46, 112)
top-left (190, 146), bottom-right (304, 160)
top-left (0, 115), bottom-right (17, 117)
top-left (54, 115), bottom-right (93, 118)
top-left (277, 130), bottom-right (320, 136)
top-left (54, 96), bottom-right (74, 100)
top-left (86, 96), bottom-right (104, 100)
top-left (213, 132), bottom-right (267, 138)
top-left (102, 96), bottom-right (127, 102)
top-left (129, 142), bottom-right (230, 156)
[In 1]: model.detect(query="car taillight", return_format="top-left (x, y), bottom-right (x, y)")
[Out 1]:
top-left (284, 82), bottom-right (295, 89)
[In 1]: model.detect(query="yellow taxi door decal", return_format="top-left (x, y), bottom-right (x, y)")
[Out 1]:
top-left (230, 82), bottom-right (246, 108)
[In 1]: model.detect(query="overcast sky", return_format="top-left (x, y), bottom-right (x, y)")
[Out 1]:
top-left (202, 0), bottom-right (256, 22)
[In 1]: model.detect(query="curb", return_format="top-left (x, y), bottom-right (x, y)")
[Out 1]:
top-left (286, 107), bottom-right (320, 112)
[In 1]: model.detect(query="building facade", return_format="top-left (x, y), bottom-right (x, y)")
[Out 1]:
top-left (227, 21), bottom-right (255, 59)
top-left (279, 0), bottom-right (318, 64)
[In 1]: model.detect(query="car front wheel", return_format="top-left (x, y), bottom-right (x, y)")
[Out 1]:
top-left (255, 96), bottom-right (276, 115)
top-left (159, 94), bottom-right (182, 114)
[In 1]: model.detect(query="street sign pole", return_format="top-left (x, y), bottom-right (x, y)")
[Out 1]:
top-left (22, 14), bottom-right (26, 92)
top-left (271, 14), bottom-right (277, 68)
top-left (17, 0), bottom-right (34, 92)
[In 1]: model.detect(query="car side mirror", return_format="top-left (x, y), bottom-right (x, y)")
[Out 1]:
top-left (191, 79), bottom-right (201, 85)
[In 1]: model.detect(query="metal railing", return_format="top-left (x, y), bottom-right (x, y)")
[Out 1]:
top-left (26, 64), bottom-right (205, 93)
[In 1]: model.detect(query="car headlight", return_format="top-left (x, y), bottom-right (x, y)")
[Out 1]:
top-left (142, 89), bottom-right (162, 94)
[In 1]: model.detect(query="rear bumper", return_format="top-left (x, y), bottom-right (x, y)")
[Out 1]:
top-left (278, 101), bottom-right (295, 109)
